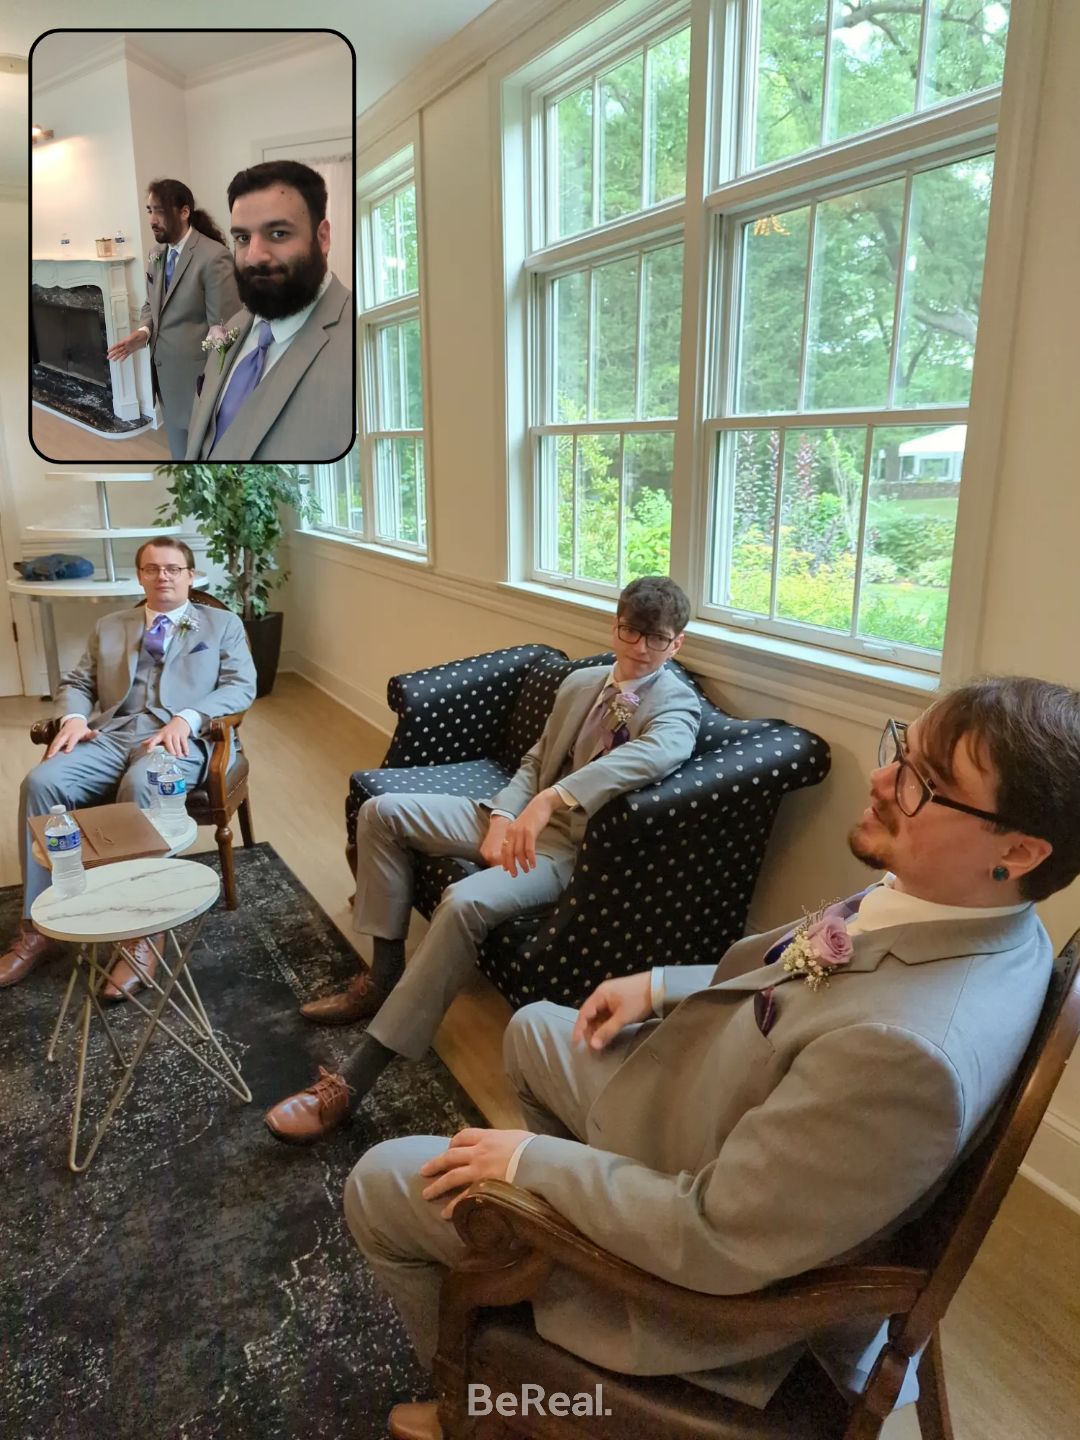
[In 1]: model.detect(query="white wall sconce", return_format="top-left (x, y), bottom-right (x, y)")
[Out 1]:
top-left (32, 124), bottom-right (56, 145)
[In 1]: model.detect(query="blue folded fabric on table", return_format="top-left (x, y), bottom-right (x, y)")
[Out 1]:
top-left (14, 554), bottom-right (95, 580)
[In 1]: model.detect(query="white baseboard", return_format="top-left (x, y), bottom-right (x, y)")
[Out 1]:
top-left (277, 649), bottom-right (395, 738)
top-left (1020, 1107), bottom-right (1080, 1216)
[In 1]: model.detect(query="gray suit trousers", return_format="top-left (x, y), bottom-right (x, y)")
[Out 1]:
top-left (344, 1001), bottom-right (631, 1368)
top-left (354, 794), bottom-right (578, 1061)
top-left (18, 720), bottom-right (207, 916)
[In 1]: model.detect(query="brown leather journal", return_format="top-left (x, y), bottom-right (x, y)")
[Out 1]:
top-left (29, 802), bottom-right (170, 869)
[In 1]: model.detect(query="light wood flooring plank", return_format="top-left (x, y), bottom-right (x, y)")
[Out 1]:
top-left (31, 407), bottom-right (172, 463)
top-left (1, 672), bottom-right (1076, 1438)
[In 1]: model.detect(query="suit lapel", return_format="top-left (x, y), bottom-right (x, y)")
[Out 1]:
top-left (150, 248), bottom-right (165, 332)
top-left (162, 609), bottom-right (196, 671)
top-left (123, 609), bottom-right (146, 692)
top-left (192, 309), bottom-right (255, 458)
top-left (160, 230), bottom-right (198, 318)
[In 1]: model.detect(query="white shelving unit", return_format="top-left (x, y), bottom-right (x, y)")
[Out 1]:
top-left (8, 474), bottom-right (203, 697)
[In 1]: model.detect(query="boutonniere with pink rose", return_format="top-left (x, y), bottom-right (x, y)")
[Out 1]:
top-left (781, 907), bottom-right (854, 992)
top-left (201, 323), bottom-right (240, 372)
top-left (604, 689), bottom-right (640, 750)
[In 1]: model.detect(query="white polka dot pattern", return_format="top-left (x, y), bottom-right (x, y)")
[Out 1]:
top-left (346, 645), bottom-right (832, 1009)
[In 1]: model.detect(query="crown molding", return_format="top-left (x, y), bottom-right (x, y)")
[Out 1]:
top-left (32, 37), bottom-right (128, 97)
top-left (185, 33), bottom-right (343, 90)
top-left (357, 0), bottom-right (577, 148)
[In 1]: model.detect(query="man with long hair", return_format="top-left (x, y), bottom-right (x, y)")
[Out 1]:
top-left (107, 179), bottom-right (238, 459)
top-left (184, 160), bottom-right (353, 462)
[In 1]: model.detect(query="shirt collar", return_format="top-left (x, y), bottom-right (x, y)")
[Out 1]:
top-left (848, 872), bottom-right (1030, 936)
top-left (255, 269), bottom-right (333, 342)
top-left (169, 226), bottom-right (192, 258)
top-left (144, 601), bottom-right (191, 627)
top-left (609, 663), bottom-right (665, 695)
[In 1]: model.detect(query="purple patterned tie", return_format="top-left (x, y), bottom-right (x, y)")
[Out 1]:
top-left (165, 246), bottom-right (178, 290)
top-left (211, 320), bottom-right (274, 449)
top-left (572, 679), bottom-right (620, 768)
top-left (763, 888), bottom-right (875, 966)
top-left (144, 614), bottom-right (170, 663)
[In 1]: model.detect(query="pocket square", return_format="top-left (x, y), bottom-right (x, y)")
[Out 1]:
top-left (191, 641), bottom-right (209, 654)
top-left (754, 986), bottom-right (777, 1037)
top-left (196, 374), bottom-right (204, 397)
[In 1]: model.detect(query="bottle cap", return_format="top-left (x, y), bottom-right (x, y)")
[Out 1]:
top-left (49, 804), bottom-right (65, 814)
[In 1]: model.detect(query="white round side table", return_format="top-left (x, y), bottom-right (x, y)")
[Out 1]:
top-left (33, 856), bottom-right (251, 1173)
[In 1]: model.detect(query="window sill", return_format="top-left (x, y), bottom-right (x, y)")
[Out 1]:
top-left (295, 527), bottom-right (430, 568)
top-left (505, 580), bottom-right (940, 723)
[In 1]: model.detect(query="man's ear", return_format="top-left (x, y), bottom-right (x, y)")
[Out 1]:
top-left (317, 217), bottom-right (331, 256)
top-left (1003, 833), bottom-right (1053, 882)
top-left (671, 633), bottom-right (685, 656)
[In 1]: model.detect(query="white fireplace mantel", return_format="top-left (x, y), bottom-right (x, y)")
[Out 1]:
top-left (32, 254), bottom-right (142, 423)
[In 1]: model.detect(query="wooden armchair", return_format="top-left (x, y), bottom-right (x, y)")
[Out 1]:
top-left (433, 930), bottom-right (1080, 1439)
top-left (29, 590), bottom-right (254, 909)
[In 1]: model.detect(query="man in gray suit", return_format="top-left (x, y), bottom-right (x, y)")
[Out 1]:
top-left (265, 577), bottom-right (701, 1143)
top-left (343, 676), bottom-right (1080, 1438)
top-left (106, 179), bottom-right (239, 459)
top-left (0, 541), bottom-right (256, 999)
top-left (184, 160), bottom-right (353, 462)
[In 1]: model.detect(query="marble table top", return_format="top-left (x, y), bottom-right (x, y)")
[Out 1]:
top-left (31, 858), bottom-right (220, 943)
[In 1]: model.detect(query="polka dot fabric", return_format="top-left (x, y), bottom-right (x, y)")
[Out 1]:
top-left (346, 645), bottom-right (831, 1010)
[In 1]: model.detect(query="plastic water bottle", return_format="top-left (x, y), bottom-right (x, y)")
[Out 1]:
top-left (146, 745), bottom-right (166, 816)
top-left (155, 755), bottom-right (189, 841)
top-left (113, 222), bottom-right (126, 250)
top-left (44, 804), bottom-right (87, 898)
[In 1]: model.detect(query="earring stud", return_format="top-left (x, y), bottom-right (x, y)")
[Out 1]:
top-left (992, 865), bottom-right (1009, 881)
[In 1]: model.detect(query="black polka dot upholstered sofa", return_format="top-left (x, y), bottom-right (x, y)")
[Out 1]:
top-left (345, 644), bottom-right (831, 1010)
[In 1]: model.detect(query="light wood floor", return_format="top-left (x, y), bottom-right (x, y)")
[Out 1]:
top-left (32, 406), bottom-right (172, 463)
top-left (2, 674), bottom-right (1077, 1439)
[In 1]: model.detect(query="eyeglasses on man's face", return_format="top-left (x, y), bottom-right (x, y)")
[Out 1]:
top-left (877, 718), bottom-right (1014, 828)
top-left (138, 564), bottom-right (190, 577)
top-left (616, 622), bottom-right (676, 652)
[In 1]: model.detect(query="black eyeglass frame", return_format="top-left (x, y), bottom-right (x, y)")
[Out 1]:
top-left (615, 621), bottom-right (678, 653)
top-left (137, 564), bottom-right (193, 577)
top-left (878, 718), bottom-right (1019, 829)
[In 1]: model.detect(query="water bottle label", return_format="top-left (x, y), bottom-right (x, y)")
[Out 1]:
top-left (46, 831), bottom-right (81, 853)
top-left (159, 779), bottom-right (186, 797)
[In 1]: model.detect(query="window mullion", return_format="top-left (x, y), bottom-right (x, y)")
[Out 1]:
top-left (617, 430), bottom-right (627, 588)
top-left (633, 251), bottom-right (645, 421)
top-left (820, 0), bottom-right (838, 149)
top-left (914, 0), bottom-right (933, 113)
top-left (886, 171), bottom-right (916, 408)
top-left (850, 426), bottom-right (877, 641)
top-left (592, 74), bottom-right (601, 229)
top-left (586, 265), bottom-right (596, 421)
top-left (767, 427), bottom-right (787, 621)
top-left (641, 40), bottom-right (652, 212)
top-left (571, 434), bottom-right (580, 578)
top-left (795, 202), bottom-right (817, 412)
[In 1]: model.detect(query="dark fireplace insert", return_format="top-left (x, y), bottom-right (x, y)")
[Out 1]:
top-left (31, 283), bottom-right (110, 388)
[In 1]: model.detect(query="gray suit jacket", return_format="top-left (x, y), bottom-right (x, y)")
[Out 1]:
top-left (515, 902), bottom-right (1052, 1405)
top-left (486, 664), bottom-right (701, 822)
top-left (138, 230), bottom-right (239, 434)
top-left (56, 603), bottom-right (257, 734)
top-left (184, 274), bottom-right (354, 462)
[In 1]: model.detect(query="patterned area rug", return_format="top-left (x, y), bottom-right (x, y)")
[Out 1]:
top-left (0, 844), bottom-right (484, 1439)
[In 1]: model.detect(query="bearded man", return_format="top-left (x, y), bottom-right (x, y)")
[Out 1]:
top-left (184, 160), bottom-right (353, 462)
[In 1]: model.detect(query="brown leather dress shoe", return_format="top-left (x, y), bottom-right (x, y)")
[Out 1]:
top-left (101, 933), bottom-right (164, 1003)
top-left (264, 1067), bottom-right (353, 1144)
top-left (300, 970), bottom-right (387, 1025)
top-left (0, 920), bottom-right (62, 988)
top-left (388, 1402), bottom-right (442, 1440)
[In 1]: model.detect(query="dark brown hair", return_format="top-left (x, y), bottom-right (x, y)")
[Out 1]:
top-left (147, 178), bottom-right (228, 248)
top-left (617, 576), bottom-right (691, 636)
top-left (135, 538), bottom-right (196, 571)
top-left (227, 160), bottom-right (327, 231)
top-left (919, 676), bottom-right (1080, 901)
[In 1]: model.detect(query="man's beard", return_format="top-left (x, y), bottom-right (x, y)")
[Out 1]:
top-left (235, 240), bottom-right (326, 320)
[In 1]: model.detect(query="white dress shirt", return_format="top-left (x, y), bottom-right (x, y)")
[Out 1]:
top-left (61, 601), bottom-right (203, 737)
top-left (138, 225), bottom-right (193, 339)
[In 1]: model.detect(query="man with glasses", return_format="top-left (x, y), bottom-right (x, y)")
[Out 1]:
top-left (265, 576), bottom-right (700, 1143)
top-left (344, 677), bottom-right (1080, 1435)
top-left (1, 541), bottom-right (256, 996)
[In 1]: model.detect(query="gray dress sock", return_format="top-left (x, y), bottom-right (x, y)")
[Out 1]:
top-left (341, 1031), bottom-right (397, 1104)
top-left (369, 937), bottom-right (406, 992)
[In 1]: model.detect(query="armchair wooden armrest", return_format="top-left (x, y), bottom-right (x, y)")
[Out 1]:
top-left (434, 1181), bottom-right (925, 1430)
top-left (204, 712), bottom-right (245, 790)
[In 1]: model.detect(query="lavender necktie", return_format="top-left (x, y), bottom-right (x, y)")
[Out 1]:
top-left (763, 888), bottom-right (875, 966)
top-left (144, 614), bottom-right (170, 663)
top-left (165, 247), bottom-right (177, 289)
top-left (572, 679), bottom-right (620, 769)
top-left (211, 320), bottom-right (274, 449)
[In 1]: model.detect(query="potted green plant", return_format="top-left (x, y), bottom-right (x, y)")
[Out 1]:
top-left (155, 463), bottom-right (320, 696)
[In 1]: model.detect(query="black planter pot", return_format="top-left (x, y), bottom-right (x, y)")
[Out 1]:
top-left (243, 610), bottom-right (284, 698)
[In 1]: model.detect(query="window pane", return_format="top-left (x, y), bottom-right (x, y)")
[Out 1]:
top-left (721, 429), bottom-right (781, 615)
top-left (398, 185), bottom-right (418, 294)
top-left (804, 178), bottom-right (904, 410)
top-left (592, 255), bottom-right (639, 420)
top-left (576, 433), bottom-right (620, 584)
top-left (375, 437), bottom-right (425, 545)
top-left (348, 445), bottom-right (363, 530)
top-left (895, 157), bottom-right (993, 407)
top-left (553, 269), bottom-right (588, 422)
top-left (736, 206), bottom-right (810, 414)
top-left (377, 317), bottom-right (423, 430)
top-left (555, 85), bottom-right (593, 239)
top-left (826, 6), bottom-right (921, 143)
top-left (858, 423), bottom-right (961, 649)
top-left (640, 244), bottom-right (683, 419)
top-left (373, 195), bottom-right (398, 303)
top-left (646, 27), bottom-right (691, 205)
top-left (923, 2), bottom-right (1009, 108)
top-left (599, 53), bottom-right (644, 224)
top-left (624, 432), bottom-right (674, 580)
top-left (776, 427), bottom-right (866, 631)
top-left (753, 0), bottom-right (827, 167)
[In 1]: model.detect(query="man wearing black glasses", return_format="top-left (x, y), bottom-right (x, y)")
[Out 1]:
top-left (343, 677), bottom-right (1080, 1434)
top-left (266, 575), bottom-right (700, 1143)
top-left (1, 541), bottom-right (256, 996)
